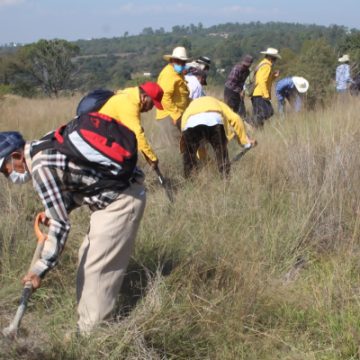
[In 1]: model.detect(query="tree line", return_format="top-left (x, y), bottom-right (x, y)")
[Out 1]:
top-left (0, 21), bottom-right (359, 108)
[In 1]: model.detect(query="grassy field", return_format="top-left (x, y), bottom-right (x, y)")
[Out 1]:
top-left (0, 93), bottom-right (359, 359)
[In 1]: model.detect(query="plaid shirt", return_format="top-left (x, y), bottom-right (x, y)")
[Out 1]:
top-left (24, 142), bottom-right (143, 278)
top-left (225, 64), bottom-right (250, 93)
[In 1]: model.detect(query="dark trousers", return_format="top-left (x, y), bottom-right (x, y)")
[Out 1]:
top-left (250, 96), bottom-right (274, 127)
top-left (182, 124), bottom-right (230, 178)
top-left (224, 86), bottom-right (246, 118)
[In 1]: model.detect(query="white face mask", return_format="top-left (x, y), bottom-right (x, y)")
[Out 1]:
top-left (8, 156), bottom-right (31, 184)
top-left (8, 169), bottom-right (31, 184)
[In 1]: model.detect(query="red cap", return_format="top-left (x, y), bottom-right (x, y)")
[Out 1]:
top-left (140, 82), bottom-right (164, 110)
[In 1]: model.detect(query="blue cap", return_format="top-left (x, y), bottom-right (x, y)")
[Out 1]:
top-left (0, 132), bottom-right (25, 169)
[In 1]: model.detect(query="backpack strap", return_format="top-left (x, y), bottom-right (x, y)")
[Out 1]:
top-left (254, 61), bottom-right (269, 74)
top-left (29, 131), bottom-right (57, 158)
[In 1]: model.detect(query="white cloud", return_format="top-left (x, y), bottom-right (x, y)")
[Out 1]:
top-left (0, 0), bottom-right (24, 7)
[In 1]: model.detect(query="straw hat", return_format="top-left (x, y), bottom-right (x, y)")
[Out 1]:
top-left (163, 47), bottom-right (189, 62)
top-left (338, 54), bottom-right (350, 63)
top-left (292, 76), bottom-right (309, 93)
top-left (260, 47), bottom-right (281, 59)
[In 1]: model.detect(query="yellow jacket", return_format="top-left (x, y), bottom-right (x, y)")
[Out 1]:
top-left (98, 86), bottom-right (157, 162)
top-left (156, 64), bottom-right (190, 122)
top-left (181, 96), bottom-right (248, 145)
top-left (252, 58), bottom-right (276, 99)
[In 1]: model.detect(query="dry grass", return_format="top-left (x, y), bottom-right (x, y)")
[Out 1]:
top-left (0, 93), bottom-right (359, 359)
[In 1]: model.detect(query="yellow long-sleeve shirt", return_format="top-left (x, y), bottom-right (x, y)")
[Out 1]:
top-left (156, 64), bottom-right (190, 122)
top-left (252, 58), bottom-right (276, 99)
top-left (181, 96), bottom-right (248, 145)
top-left (98, 86), bottom-right (157, 162)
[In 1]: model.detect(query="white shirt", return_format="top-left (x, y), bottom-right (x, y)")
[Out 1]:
top-left (336, 63), bottom-right (351, 91)
top-left (185, 74), bottom-right (205, 99)
top-left (183, 112), bottom-right (223, 130)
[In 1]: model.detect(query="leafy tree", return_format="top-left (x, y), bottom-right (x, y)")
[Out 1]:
top-left (0, 54), bottom-right (13, 85)
top-left (178, 38), bottom-right (192, 51)
top-left (338, 30), bottom-right (360, 76)
top-left (142, 27), bottom-right (154, 36)
top-left (291, 39), bottom-right (337, 108)
top-left (14, 39), bottom-right (80, 97)
top-left (277, 48), bottom-right (297, 77)
top-left (1, 21), bottom-right (352, 96)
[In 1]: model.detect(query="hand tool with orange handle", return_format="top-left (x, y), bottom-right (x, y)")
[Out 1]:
top-left (2, 212), bottom-right (48, 338)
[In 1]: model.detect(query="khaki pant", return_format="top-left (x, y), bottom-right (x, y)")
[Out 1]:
top-left (76, 181), bottom-right (146, 333)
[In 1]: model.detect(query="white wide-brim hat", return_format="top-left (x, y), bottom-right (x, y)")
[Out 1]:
top-left (186, 61), bottom-right (204, 71)
top-left (163, 46), bottom-right (189, 62)
top-left (260, 47), bottom-right (281, 59)
top-left (292, 76), bottom-right (309, 93)
top-left (338, 54), bottom-right (350, 62)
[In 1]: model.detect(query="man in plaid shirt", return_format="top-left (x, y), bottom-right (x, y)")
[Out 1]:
top-left (224, 54), bottom-right (253, 118)
top-left (0, 129), bottom-right (146, 334)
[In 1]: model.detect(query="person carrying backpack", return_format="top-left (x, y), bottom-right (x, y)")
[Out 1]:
top-left (250, 48), bottom-right (281, 128)
top-left (98, 82), bottom-right (164, 169)
top-left (0, 122), bottom-right (146, 334)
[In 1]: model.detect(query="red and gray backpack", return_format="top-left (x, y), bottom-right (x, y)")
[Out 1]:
top-left (31, 112), bottom-right (138, 191)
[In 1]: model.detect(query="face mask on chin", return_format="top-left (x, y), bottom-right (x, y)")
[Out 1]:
top-left (8, 169), bottom-right (31, 184)
top-left (173, 64), bottom-right (185, 74)
top-left (8, 156), bottom-right (31, 184)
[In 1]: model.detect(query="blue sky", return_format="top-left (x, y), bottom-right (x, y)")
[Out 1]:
top-left (0, 0), bottom-right (359, 44)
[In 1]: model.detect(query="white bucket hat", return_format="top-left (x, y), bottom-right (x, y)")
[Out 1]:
top-left (163, 47), bottom-right (189, 62)
top-left (186, 61), bottom-right (205, 71)
top-left (260, 47), bottom-right (281, 59)
top-left (338, 54), bottom-right (350, 63)
top-left (292, 76), bottom-right (309, 93)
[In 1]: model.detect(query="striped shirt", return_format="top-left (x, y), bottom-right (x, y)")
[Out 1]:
top-left (24, 142), bottom-right (143, 278)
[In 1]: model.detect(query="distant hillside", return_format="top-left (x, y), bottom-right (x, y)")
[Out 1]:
top-left (75, 22), bottom-right (349, 56)
top-left (71, 21), bottom-right (353, 89)
top-left (1, 21), bottom-right (359, 93)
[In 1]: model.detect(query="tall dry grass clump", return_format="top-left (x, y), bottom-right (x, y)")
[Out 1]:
top-left (0, 94), bottom-right (359, 359)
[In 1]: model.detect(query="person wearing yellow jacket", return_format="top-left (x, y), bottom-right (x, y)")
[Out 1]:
top-left (156, 46), bottom-right (190, 145)
top-left (98, 82), bottom-right (164, 168)
top-left (251, 47), bottom-right (281, 128)
top-left (181, 96), bottom-right (256, 178)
